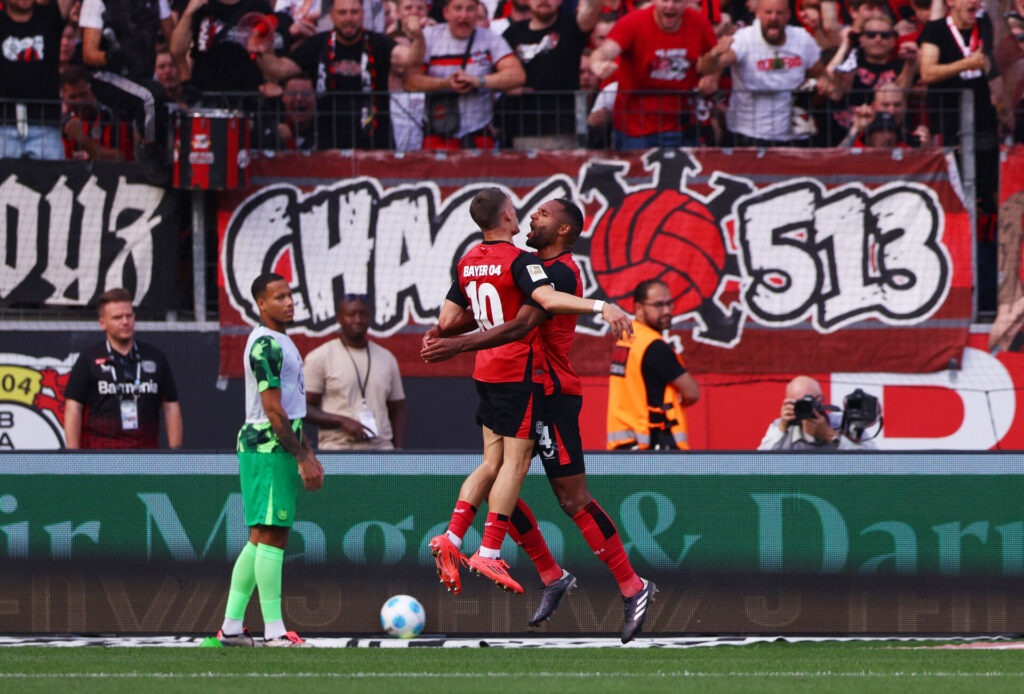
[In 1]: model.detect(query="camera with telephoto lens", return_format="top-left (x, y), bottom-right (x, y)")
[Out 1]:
top-left (840, 388), bottom-right (882, 442)
top-left (792, 395), bottom-right (824, 422)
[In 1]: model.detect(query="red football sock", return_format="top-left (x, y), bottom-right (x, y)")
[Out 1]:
top-left (480, 512), bottom-right (510, 554)
top-left (446, 500), bottom-right (477, 543)
top-left (508, 498), bottom-right (563, 585)
top-left (573, 500), bottom-right (644, 597)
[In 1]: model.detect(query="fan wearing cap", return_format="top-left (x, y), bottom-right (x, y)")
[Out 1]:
top-left (757, 375), bottom-right (877, 450)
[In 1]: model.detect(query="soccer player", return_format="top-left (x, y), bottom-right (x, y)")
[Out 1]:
top-left (215, 273), bottom-right (325, 648)
top-left (423, 198), bottom-right (656, 643)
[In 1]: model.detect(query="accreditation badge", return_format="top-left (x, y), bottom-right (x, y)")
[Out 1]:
top-left (120, 400), bottom-right (139, 431)
top-left (358, 408), bottom-right (378, 438)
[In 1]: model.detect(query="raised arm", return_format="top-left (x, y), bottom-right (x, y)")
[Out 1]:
top-left (576, 0), bottom-right (604, 33)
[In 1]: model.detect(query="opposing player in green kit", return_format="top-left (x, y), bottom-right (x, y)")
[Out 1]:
top-left (215, 272), bottom-right (325, 647)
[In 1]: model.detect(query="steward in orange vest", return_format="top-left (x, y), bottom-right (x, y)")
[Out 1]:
top-left (606, 281), bottom-right (700, 450)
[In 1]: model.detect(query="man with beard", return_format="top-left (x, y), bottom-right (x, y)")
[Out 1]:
top-left (496, 0), bottom-right (603, 149)
top-left (700, 0), bottom-right (828, 145)
top-left (258, 0), bottom-right (421, 148)
top-left (606, 279), bottom-right (699, 451)
top-left (589, 0), bottom-right (717, 149)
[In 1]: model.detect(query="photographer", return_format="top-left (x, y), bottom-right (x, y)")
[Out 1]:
top-left (757, 375), bottom-right (877, 451)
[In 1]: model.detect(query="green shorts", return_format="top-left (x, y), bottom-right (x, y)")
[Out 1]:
top-left (237, 450), bottom-right (300, 528)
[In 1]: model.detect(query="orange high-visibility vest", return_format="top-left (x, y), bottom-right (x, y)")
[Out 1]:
top-left (606, 320), bottom-right (690, 450)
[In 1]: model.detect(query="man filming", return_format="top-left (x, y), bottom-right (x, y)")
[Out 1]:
top-left (757, 375), bottom-right (877, 451)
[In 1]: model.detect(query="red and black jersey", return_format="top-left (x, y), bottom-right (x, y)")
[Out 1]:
top-left (446, 240), bottom-right (551, 385)
top-left (539, 252), bottom-right (582, 397)
top-left (64, 340), bottom-right (178, 449)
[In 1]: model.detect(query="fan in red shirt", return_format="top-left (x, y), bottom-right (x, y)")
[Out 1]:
top-left (589, 0), bottom-right (716, 148)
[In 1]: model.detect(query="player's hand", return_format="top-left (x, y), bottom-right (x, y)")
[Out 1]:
top-left (298, 452), bottom-right (324, 491)
top-left (421, 336), bottom-right (466, 362)
top-left (336, 415), bottom-right (375, 442)
top-left (602, 302), bottom-right (633, 339)
top-left (421, 325), bottom-right (441, 352)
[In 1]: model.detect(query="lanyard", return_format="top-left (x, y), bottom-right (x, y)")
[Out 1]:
top-left (946, 16), bottom-right (979, 57)
top-left (341, 339), bottom-right (371, 403)
top-left (106, 339), bottom-right (141, 399)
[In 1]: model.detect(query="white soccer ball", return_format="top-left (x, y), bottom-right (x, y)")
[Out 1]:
top-left (380, 594), bottom-right (425, 639)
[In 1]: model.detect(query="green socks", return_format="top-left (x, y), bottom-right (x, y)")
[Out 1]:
top-left (254, 543), bottom-right (286, 634)
top-left (224, 540), bottom-right (258, 626)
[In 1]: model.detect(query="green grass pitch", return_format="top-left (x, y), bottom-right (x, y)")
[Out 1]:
top-left (3, 642), bottom-right (1024, 693)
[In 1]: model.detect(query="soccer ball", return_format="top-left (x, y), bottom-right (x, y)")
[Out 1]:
top-left (380, 595), bottom-right (425, 639)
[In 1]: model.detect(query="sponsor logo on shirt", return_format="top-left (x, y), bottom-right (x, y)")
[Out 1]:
top-left (2, 36), bottom-right (45, 62)
top-left (97, 380), bottom-right (160, 396)
top-left (755, 55), bottom-right (803, 71)
top-left (648, 48), bottom-right (691, 81)
top-left (516, 32), bottom-right (560, 64)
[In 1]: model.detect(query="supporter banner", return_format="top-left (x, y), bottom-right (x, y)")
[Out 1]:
top-left (0, 161), bottom-right (180, 309)
top-left (217, 149), bottom-right (972, 379)
top-left (991, 145), bottom-right (1024, 352)
top-left (2, 452), bottom-right (1020, 578)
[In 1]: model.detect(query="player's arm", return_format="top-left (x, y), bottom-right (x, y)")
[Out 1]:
top-left (530, 284), bottom-right (632, 338)
top-left (162, 401), bottom-right (183, 448)
top-left (63, 399), bottom-right (84, 449)
top-left (261, 387), bottom-right (323, 491)
top-left (387, 398), bottom-right (407, 448)
top-left (304, 391), bottom-right (375, 441)
top-left (422, 303), bottom-right (547, 362)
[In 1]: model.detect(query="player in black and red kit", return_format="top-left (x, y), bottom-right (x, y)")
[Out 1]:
top-left (423, 198), bottom-right (656, 643)
top-left (423, 188), bottom-right (632, 599)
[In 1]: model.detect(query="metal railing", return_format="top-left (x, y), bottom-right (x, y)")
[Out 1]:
top-left (0, 88), bottom-right (995, 157)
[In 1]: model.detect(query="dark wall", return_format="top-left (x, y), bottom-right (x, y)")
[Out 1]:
top-left (0, 330), bottom-right (480, 450)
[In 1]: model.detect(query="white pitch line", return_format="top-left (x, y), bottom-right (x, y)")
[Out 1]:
top-left (1, 671), bottom-right (1024, 679)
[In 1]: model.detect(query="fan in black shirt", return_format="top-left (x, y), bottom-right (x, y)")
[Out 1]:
top-left (496, 0), bottom-right (603, 149)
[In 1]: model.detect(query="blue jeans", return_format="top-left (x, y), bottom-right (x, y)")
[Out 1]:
top-left (0, 125), bottom-right (65, 160)
top-left (612, 129), bottom-right (697, 150)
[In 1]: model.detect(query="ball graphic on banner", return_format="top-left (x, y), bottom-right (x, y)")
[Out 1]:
top-left (590, 189), bottom-right (726, 314)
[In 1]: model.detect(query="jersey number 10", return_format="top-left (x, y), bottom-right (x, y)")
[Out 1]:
top-left (465, 280), bottom-right (505, 330)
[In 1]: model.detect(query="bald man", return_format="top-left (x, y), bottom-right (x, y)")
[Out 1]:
top-left (757, 375), bottom-right (876, 450)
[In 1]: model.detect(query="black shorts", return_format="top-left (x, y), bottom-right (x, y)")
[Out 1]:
top-left (537, 394), bottom-right (586, 478)
top-left (475, 380), bottom-right (543, 440)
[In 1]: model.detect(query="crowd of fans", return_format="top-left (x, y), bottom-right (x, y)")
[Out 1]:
top-left (1, 0), bottom-right (1021, 162)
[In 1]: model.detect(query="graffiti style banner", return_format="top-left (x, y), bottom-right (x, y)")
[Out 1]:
top-left (0, 161), bottom-right (180, 309)
top-left (217, 149), bottom-right (972, 379)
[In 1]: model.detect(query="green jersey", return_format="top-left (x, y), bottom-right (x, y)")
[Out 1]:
top-left (237, 325), bottom-right (307, 453)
